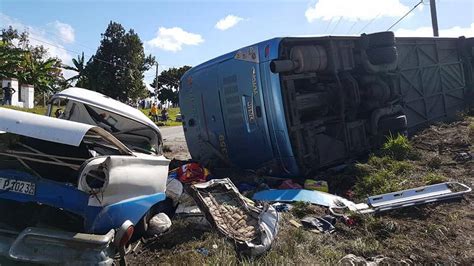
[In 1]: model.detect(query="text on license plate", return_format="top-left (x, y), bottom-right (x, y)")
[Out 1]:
top-left (0, 177), bottom-right (35, 195)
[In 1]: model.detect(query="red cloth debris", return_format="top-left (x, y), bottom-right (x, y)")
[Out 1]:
top-left (177, 163), bottom-right (210, 184)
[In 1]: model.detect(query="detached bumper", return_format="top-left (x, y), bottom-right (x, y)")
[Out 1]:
top-left (0, 227), bottom-right (116, 265)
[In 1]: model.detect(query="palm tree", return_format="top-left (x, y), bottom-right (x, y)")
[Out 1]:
top-left (63, 52), bottom-right (87, 86)
top-left (17, 51), bottom-right (63, 93)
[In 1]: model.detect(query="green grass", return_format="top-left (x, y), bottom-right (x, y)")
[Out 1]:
top-left (1, 105), bottom-right (48, 115)
top-left (381, 134), bottom-right (413, 161)
top-left (423, 172), bottom-right (447, 185)
top-left (354, 155), bottom-right (413, 198)
top-left (140, 107), bottom-right (182, 127)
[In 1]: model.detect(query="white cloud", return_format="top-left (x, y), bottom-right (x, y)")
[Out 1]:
top-left (395, 23), bottom-right (474, 37)
top-left (147, 27), bottom-right (204, 52)
top-left (50, 20), bottom-right (75, 43)
top-left (215, 15), bottom-right (243, 31)
top-left (0, 13), bottom-right (75, 79)
top-left (305, 0), bottom-right (417, 22)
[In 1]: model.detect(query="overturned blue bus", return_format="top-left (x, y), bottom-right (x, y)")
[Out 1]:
top-left (179, 32), bottom-right (474, 177)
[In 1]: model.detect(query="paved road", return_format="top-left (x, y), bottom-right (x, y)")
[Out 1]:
top-left (159, 125), bottom-right (185, 142)
top-left (159, 126), bottom-right (190, 160)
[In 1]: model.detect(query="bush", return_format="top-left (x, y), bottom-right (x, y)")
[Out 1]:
top-left (381, 134), bottom-right (413, 160)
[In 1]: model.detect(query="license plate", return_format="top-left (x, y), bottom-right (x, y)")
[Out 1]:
top-left (0, 177), bottom-right (35, 195)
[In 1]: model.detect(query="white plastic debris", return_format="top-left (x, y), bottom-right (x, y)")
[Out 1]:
top-left (147, 213), bottom-right (172, 236)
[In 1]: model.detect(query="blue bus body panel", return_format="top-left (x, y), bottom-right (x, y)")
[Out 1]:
top-left (180, 38), bottom-right (299, 175)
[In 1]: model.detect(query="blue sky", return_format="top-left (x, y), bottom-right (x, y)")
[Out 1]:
top-left (1, 0), bottom-right (473, 84)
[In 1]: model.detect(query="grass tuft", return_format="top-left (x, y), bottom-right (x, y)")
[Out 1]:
top-left (381, 134), bottom-right (413, 161)
top-left (423, 172), bottom-right (447, 185)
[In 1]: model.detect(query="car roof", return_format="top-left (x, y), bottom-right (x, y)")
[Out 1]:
top-left (51, 87), bottom-right (162, 141)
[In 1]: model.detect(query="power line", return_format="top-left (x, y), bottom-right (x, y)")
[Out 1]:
top-left (324, 17), bottom-right (335, 33)
top-left (23, 27), bottom-right (177, 73)
top-left (347, 20), bottom-right (359, 35)
top-left (18, 27), bottom-right (182, 87)
top-left (27, 35), bottom-right (138, 72)
top-left (358, 13), bottom-right (381, 34)
top-left (331, 17), bottom-right (343, 34)
top-left (387, 0), bottom-right (424, 31)
top-left (23, 25), bottom-right (96, 53)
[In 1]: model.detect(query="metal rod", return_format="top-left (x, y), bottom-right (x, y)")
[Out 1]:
top-left (430, 0), bottom-right (439, 36)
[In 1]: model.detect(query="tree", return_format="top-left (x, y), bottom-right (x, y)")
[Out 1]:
top-left (151, 65), bottom-right (191, 105)
top-left (0, 28), bottom-right (65, 94)
top-left (84, 21), bottom-right (155, 101)
top-left (63, 52), bottom-right (87, 87)
top-left (17, 53), bottom-right (64, 93)
top-left (0, 27), bottom-right (23, 79)
top-left (0, 41), bottom-right (24, 80)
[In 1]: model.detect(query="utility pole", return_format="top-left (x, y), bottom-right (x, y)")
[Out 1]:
top-left (154, 61), bottom-right (159, 91)
top-left (430, 0), bottom-right (439, 36)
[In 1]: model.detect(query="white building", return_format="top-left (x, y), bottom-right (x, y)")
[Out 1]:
top-left (1, 78), bottom-right (35, 109)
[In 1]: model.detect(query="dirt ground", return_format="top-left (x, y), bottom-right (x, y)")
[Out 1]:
top-left (126, 116), bottom-right (473, 265)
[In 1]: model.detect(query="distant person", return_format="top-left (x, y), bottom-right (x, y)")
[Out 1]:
top-left (2, 82), bottom-right (15, 105)
top-left (150, 102), bottom-right (159, 122)
top-left (161, 107), bottom-right (169, 121)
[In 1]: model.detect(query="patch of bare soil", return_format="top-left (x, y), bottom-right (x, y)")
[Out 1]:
top-left (126, 117), bottom-right (473, 265)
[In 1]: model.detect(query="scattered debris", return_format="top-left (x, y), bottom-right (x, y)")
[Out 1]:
top-left (196, 247), bottom-right (210, 256)
top-left (337, 254), bottom-right (411, 265)
top-left (253, 182), bottom-right (471, 216)
top-left (190, 178), bottom-right (279, 256)
top-left (147, 213), bottom-right (172, 236)
top-left (289, 219), bottom-right (303, 228)
top-left (300, 215), bottom-right (336, 234)
top-left (272, 202), bottom-right (293, 212)
top-left (252, 189), bottom-right (353, 208)
top-left (304, 179), bottom-right (329, 192)
top-left (453, 151), bottom-right (472, 162)
top-left (177, 162), bottom-right (210, 184)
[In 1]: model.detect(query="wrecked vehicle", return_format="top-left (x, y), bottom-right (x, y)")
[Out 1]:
top-left (47, 87), bottom-right (164, 155)
top-left (0, 90), bottom-right (170, 264)
top-left (179, 32), bottom-right (474, 176)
